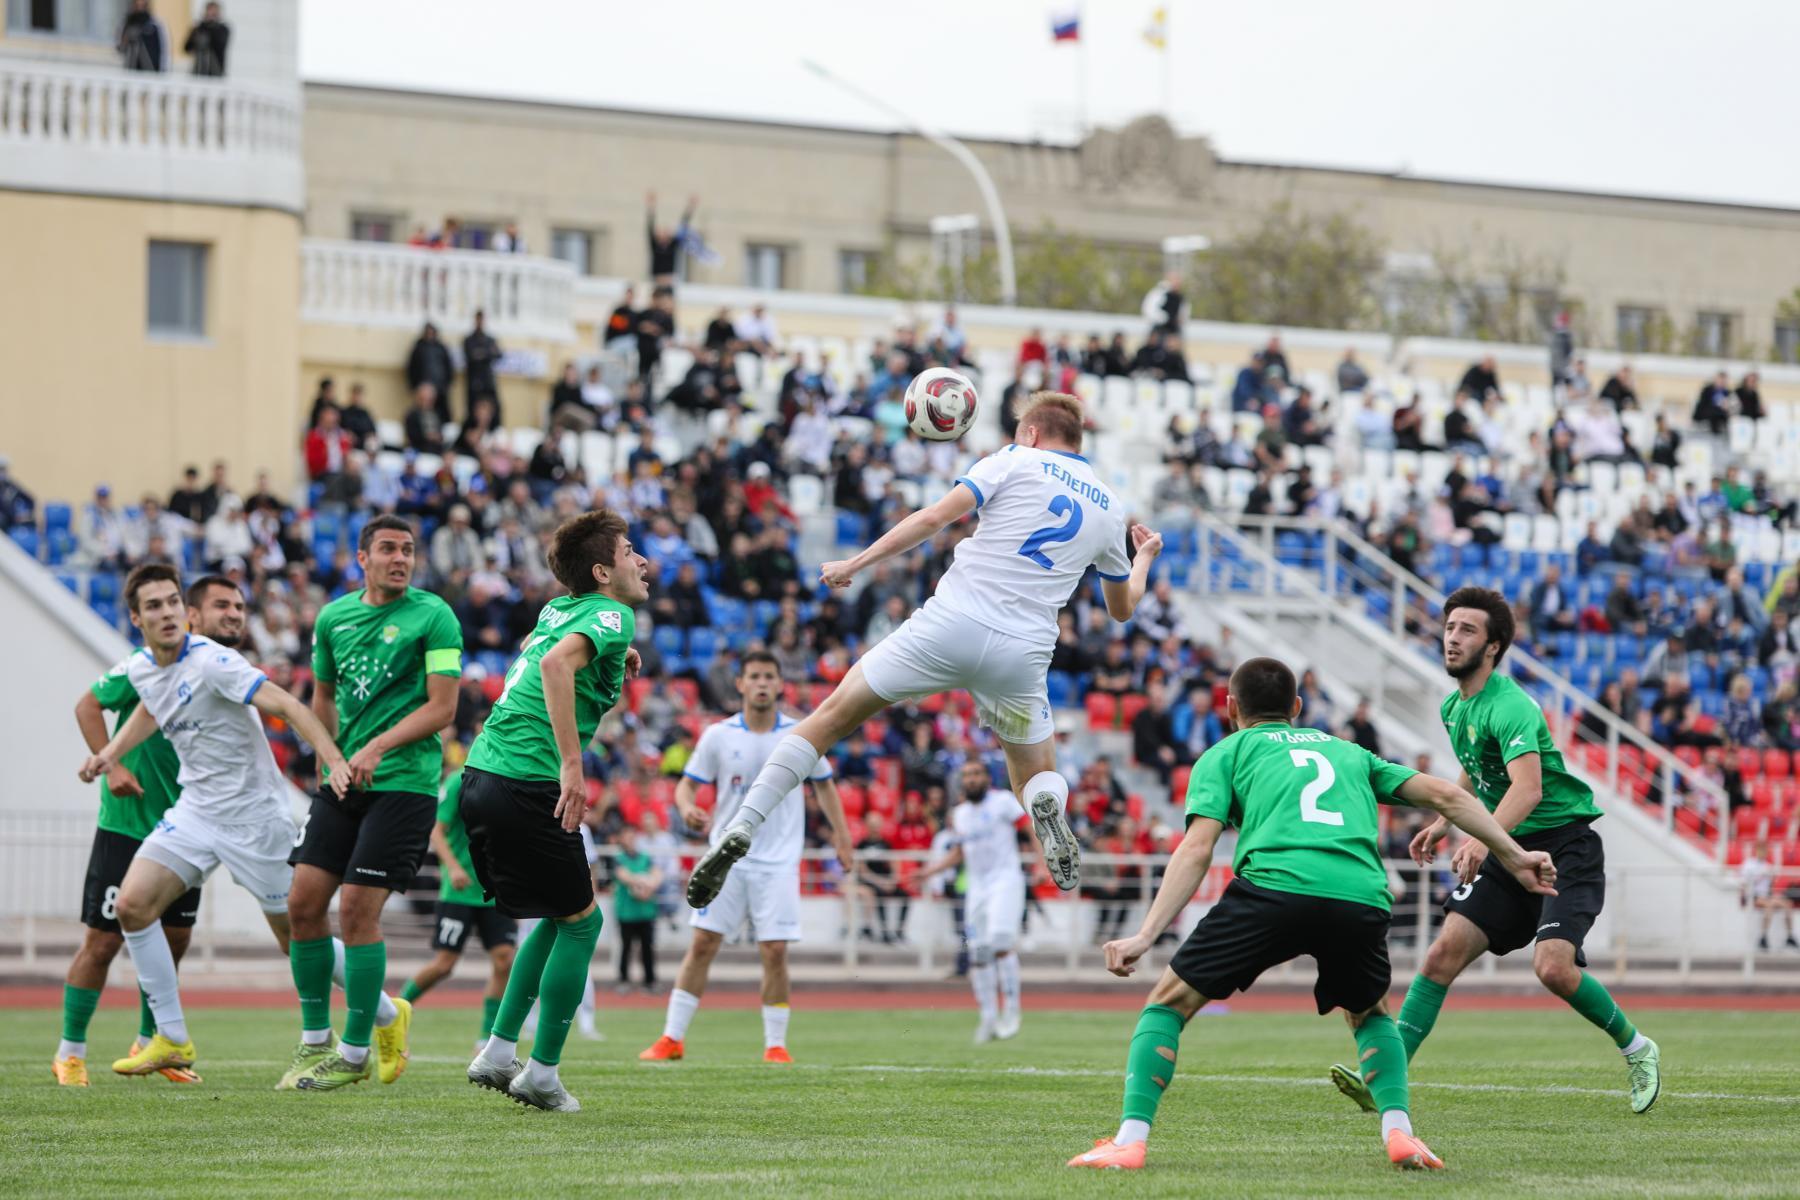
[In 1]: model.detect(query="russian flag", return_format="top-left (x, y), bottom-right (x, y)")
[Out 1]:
top-left (1051, 11), bottom-right (1080, 41)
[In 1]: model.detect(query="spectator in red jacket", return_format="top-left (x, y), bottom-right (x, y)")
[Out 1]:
top-left (303, 405), bottom-right (354, 481)
top-left (1017, 327), bottom-right (1048, 371)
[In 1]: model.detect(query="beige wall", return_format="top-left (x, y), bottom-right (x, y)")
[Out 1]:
top-left (0, 192), bottom-right (300, 505)
top-left (300, 322), bottom-right (574, 430)
top-left (305, 85), bottom-right (1800, 358)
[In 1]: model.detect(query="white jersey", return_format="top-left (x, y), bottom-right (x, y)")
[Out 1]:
top-left (950, 788), bottom-right (1026, 884)
top-left (684, 712), bottom-right (832, 871)
top-left (935, 444), bottom-right (1132, 644)
top-left (126, 633), bottom-right (287, 825)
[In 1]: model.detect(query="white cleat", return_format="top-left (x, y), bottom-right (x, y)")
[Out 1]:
top-left (974, 1016), bottom-right (997, 1045)
top-left (1029, 789), bottom-right (1081, 891)
top-left (467, 1054), bottom-right (523, 1095)
top-left (995, 1010), bottom-right (1022, 1040)
top-left (508, 1072), bottom-right (581, 1113)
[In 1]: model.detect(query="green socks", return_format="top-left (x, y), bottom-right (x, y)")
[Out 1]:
top-left (62, 985), bottom-right (101, 1044)
top-left (290, 936), bottom-right (335, 1034)
top-left (1396, 976), bottom-right (1448, 1060)
top-left (137, 988), bottom-right (157, 1041)
top-left (341, 942), bottom-right (387, 1050)
top-left (481, 996), bottom-right (501, 1040)
top-left (1566, 971), bottom-right (1637, 1048)
top-left (1121, 1004), bottom-right (1186, 1126)
top-left (492, 920), bottom-right (557, 1044)
top-left (400, 979), bottom-right (423, 1004)
top-left (1353, 1013), bottom-right (1411, 1115)
top-left (528, 908), bottom-right (605, 1067)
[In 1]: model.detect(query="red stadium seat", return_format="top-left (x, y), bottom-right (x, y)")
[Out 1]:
top-left (627, 678), bottom-right (653, 712)
top-left (1734, 806), bottom-right (1766, 838)
top-left (864, 718), bottom-right (890, 744)
top-left (1126, 794), bottom-right (1145, 821)
top-left (866, 785), bottom-right (898, 816)
top-left (1752, 779), bottom-right (1776, 811)
top-left (1765, 749), bottom-right (1791, 779)
top-left (838, 785), bottom-right (866, 818)
top-left (875, 758), bottom-right (902, 790)
top-left (671, 679), bottom-right (701, 710)
top-left (919, 692), bottom-right (946, 714)
top-left (1728, 839), bottom-right (1748, 866)
top-left (1674, 807), bottom-right (1703, 834)
top-left (1086, 693), bottom-right (1118, 731)
top-left (1674, 746), bottom-right (1703, 770)
top-left (1171, 764), bottom-right (1192, 803)
top-left (1119, 695), bottom-right (1149, 729)
top-left (1736, 747), bottom-right (1763, 777)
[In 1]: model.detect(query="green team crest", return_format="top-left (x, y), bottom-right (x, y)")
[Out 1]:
top-left (382, 623), bottom-right (400, 644)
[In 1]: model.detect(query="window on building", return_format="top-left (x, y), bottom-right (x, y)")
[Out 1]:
top-left (1774, 320), bottom-right (1800, 365)
top-left (838, 249), bottom-right (874, 294)
top-left (550, 228), bottom-right (595, 275)
top-left (6, 0), bottom-right (123, 39)
top-left (147, 241), bottom-right (207, 338)
top-left (1616, 305), bottom-right (1662, 353)
top-left (745, 243), bottom-right (789, 291)
top-left (1694, 310), bottom-right (1734, 358)
top-left (350, 213), bottom-right (398, 244)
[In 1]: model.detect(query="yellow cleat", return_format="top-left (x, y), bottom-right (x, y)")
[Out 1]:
top-left (53, 1055), bottom-right (90, 1087)
top-left (127, 1039), bottom-right (204, 1084)
top-left (375, 996), bottom-right (412, 1085)
top-left (113, 1033), bottom-right (195, 1076)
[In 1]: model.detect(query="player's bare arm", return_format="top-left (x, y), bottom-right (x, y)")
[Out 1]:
top-left (1394, 772), bottom-right (1556, 896)
top-left (810, 777), bottom-right (856, 871)
top-left (1100, 524), bottom-right (1165, 621)
top-left (79, 703), bottom-right (157, 782)
top-left (310, 677), bottom-right (340, 740)
top-left (916, 843), bottom-right (964, 881)
top-left (346, 673), bottom-right (459, 788)
top-left (1409, 770), bottom-right (1472, 864)
top-left (673, 774), bottom-right (712, 834)
top-left (1449, 753), bottom-right (1544, 881)
top-left (430, 820), bottom-right (472, 893)
top-left (252, 681), bottom-right (353, 798)
top-left (1104, 816), bottom-right (1223, 977)
top-left (75, 689), bottom-right (142, 798)
top-left (539, 631), bottom-right (597, 832)
top-left (821, 485), bottom-right (977, 588)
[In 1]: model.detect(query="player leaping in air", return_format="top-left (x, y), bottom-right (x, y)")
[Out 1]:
top-left (1067, 657), bottom-right (1558, 1173)
top-left (687, 391), bottom-right (1161, 909)
top-left (1328, 587), bottom-right (1661, 1117)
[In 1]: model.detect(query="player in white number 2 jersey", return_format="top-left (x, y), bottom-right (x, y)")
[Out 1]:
top-left (687, 391), bottom-right (1162, 908)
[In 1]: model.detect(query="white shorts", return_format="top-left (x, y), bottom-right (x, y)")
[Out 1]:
top-left (859, 601), bottom-right (1054, 745)
top-left (136, 799), bottom-right (297, 914)
top-left (965, 870), bottom-right (1027, 953)
top-left (690, 865), bottom-right (802, 943)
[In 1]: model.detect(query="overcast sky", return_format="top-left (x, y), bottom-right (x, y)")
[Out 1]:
top-left (301, 0), bottom-right (1800, 209)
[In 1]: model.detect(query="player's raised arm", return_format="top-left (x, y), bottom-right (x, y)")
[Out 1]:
top-left (1393, 772), bottom-right (1557, 896)
top-left (1101, 524), bottom-right (1164, 622)
top-left (538, 631), bottom-right (597, 831)
top-left (1103, 815), bottom-right (1223, 977)
top-left (820, 484), bottom-right (977, 589)
top-left (78, 703), bottom-right (157, 783)
top-left (250, 681), bottom-right (353, 798)
top-left (75, 689), bottom-right (142, 797)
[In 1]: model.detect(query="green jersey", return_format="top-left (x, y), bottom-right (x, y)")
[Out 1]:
top-left (1185, 723), bottom-right (1419, 912)
top-left (435, 771), bottom-right (489, 907)
top-left (465, 592), bottom-right (636, 783)
top-left (1441, 672), bottom-right (1601, 837)
top-left (612, 849), bottom-right (660, 922)
top-left (89, 661), bottom-right (183, 841)
top-left (312, 587), bottom-right (463, 796)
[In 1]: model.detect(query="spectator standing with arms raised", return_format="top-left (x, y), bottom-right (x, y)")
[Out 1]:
top-left (647, 192), bottom-right (699, 286)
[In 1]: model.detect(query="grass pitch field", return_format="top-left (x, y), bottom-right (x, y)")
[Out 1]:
top-left (4, 1002), bottom-right (1798, 1198)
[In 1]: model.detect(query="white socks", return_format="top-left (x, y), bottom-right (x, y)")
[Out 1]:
top-left (1114, 1119), bottom-right (1151, 1147)
top-left (762, 1004), bottom-right (790, 1049)
top-left (340, 1043), bottom-right (370, 1066)
top-left (996, 953), bottom-right (1021, 1014)
top-left (1380, 1109), bottom-right (1413, 1139)
top-left (664, 988), bottom-right (701, 1040)
top-left (57, 1039), bottom-right (86, 1060)
top-left (523, 1057), bottom-right (560, 1088)
top-left (576, 975), bottom-right (598, 1034)
top-left (331, 938), bottom-right (398, 1026)
top-left (1621, 1032), bottom-right (1648, 1056)
top-left (302, 1028), bottom-right (332, 1046)
top-left (1022, 769), bottom-right (1069, 810)
top-left (479, 1033), bottom-right (518, 1067)
top-left (122, 924), bottom-right (188, 1044)
top-left (730, 734), bottom-right (820, 835)
top-left (970, 963), bottom-right (999, 1021)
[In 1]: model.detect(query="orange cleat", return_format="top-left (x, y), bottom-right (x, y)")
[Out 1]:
top-left (53, 1056), bottom-right (90, 1087)
top-left (638, 1035), bottom-right (684, 1061)
top-left (763, 1045), bottom-right (792, 1064)
top-left (1386, 1129), bottom-right (1445, 1171)
top-left (1066, 1139), bottom-right (1146, 1170)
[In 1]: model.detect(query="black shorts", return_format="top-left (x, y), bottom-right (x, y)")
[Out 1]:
top-left (289, 788), bottom-right (436, 893)
top-left (430, 901), bottom-right (518, 954)
top-left (457, 766), bottom-right (594, 919)
top-left (1169, 877), bottom-right (1392, 1015)
top-left (82, 827), bottom-right (202, 934)
top-left (1444, 818), bottom-right (1604, 967)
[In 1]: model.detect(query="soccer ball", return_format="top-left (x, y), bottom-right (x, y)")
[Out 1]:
top-left (904, 368), bottom-right (979, 442)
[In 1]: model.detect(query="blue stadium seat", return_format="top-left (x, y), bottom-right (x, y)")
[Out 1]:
top-left (1552, 632), bottom-right (1577, 660)
top-left (1163, 554), bottom-right (1193, 587)
top-left (54, 572), bottom-right (79, 595)
top-left (8, 527), bottom-right (39, 559)
top-left (475, 650), bottom-right (511, 678)
top-left (652, 625), bottom-right (686, 657)
top-left (90, 598), bottom-right (119, 628)
top-left (1689, 663), bottom-right (1714, 691)
top-left (753, 600), bottom-right (780, 627)
top-left (687, 627), bottom-right (721, 660)
top-left (724, 627), bottom-right (755, 652)
top-left (835, 511), bottom-right (862, 545)
top-left (89, 572), bottom-right (120, 603)
top-left (1046, 671), bottom-right (1075, 708)
top-left (1697, 692), bottom-right (1724, 718)
top-left (43, 502), bottom-right (72, 533)
top-left (1613, 634), bottom-right (1641, 665)
top-left (45, 528), bottom-right (74, 565)
top-left (1580, 634), bottom-right (1611, 664)
top-left (307, 483), bottom-right (326, 509)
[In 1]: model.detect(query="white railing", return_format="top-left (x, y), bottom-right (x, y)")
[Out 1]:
top-left (0, 56), bottom-right (303, 212)
top-left (301, 239), bottom-right (577, 343)
top-left (1203, 512), bottom-right (1731, 861)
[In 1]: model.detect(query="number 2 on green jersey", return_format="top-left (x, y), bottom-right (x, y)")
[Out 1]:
top-left (496, 635), bottom-right (546, 706)
top-left (1289, 748), bottom-right (1344, 826)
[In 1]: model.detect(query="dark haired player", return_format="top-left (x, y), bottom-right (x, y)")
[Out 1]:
top-left (1067, 657), bottom-right (1557, 1172)
top-left (1330, 587), bottom-right (1660, 1116)
top-left (284, 514), bottom-right (465, 1091)
top-left (462, 509), bottom-right (648, 1112)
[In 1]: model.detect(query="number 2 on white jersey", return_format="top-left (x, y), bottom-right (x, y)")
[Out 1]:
top-left (1289, 748), bottom-right (1344, 826)
top-left (1017, 496), bottom-right (1084, 569)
